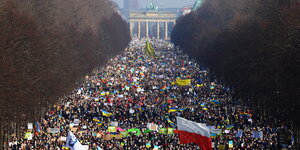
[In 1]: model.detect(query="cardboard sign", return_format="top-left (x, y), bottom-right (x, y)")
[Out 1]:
top-left (147, 123), bottom-right (158, 131)
top-left (103, 134), bottom-right (122, 140)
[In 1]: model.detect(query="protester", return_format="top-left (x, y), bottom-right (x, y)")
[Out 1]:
top-left (9, 38), bottom-right (293, 150)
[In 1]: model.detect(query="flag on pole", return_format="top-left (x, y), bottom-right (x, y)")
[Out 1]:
top-left (34, 122), bottom-right (40, 136)
top-left (176, 117), bottom-right (212, 150)
top-left (144, 41), bottom-right (158, 58)
top-left (66, 131), bottom-right (85, 150)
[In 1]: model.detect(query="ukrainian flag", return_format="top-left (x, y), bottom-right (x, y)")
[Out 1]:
top-left (172, 79), bottom-right (191, 86)
top-left (211, 100), bottom-right (221, 105)
top-left (178, 108), bottom-right (187, 111)
top-left (167, 118), bottom-right (175, 126)
top-left (102, 110), bottom-right (112, 117)
top-left (226, 125), bottom-right (234, 129)
top-left (196, 84), bottom-right (204, 87)
top-left (168, 107), bottom-right (177, 113)
top-left (97, 122), bottom-right (103, 126)
top-left (202, 107), bottom-right (208, 110)
top-left (93, 117), bottom-right (100, 122)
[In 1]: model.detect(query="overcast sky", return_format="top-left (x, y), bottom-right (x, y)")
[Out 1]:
top-left (111, 0), bottom-right (196, 8)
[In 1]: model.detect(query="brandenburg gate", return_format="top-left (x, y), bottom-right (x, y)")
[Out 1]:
top-left (128, 12), bottom-right (177, 40)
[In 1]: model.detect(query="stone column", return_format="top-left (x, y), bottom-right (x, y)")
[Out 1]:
top-left (164, 22), bottom-right (168, 40)
top-left (145, 22), bottom-right (149, 38)
top-left (157, 22), bottom-right (160, 39)
top-left (129, 22), bottom-right (133, 37)
top-left (138, 21), bottom-right (141, 39)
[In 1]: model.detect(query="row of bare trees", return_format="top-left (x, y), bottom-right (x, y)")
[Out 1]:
top-left (0, 0), bottom-right (130, 146)
top-left (172, 0), bottom-right (300, 146)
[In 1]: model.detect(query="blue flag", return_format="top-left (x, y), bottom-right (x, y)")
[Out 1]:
top-left (252, 131), bottom-right (263, 139)
top-left (235, 130), bottom-right (243, 138)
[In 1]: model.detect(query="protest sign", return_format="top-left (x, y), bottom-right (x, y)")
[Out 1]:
top-left (49, 128), bottom-right (60, 134)
top-left (27, 123), bottom-right (33, 130)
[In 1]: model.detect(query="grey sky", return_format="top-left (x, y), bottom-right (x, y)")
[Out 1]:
top-left (111, 0), bottom-right (196, 8)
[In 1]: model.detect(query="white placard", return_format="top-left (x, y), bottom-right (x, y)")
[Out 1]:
top-left (60, 136), bottom-right (67, 141)
top-left (110, 122), bottom-right (118, 127)
top-left (129, 109), bottom-right (135, 114)
top-left (224, 130), bottom-right (230, 134)
top-left (27, 123), bottom-right (33, 130)
top-left (74, 119), bottom-right (80, 126)
top-left (82, 145), bottom-right (89, 150)
top-left (49, 128), bottom-right (60, 134)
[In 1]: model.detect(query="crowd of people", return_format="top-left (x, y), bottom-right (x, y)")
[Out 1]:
top-left (8, 38), bottom-right (294, 149)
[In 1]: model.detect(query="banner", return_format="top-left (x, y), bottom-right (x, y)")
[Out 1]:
top-left (103, 134), bottom-right (122, 140)
top-left (172, 79), bottom-right (191, 86)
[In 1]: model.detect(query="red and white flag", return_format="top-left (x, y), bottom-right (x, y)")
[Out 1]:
top-left (176, 117), bottom-right (212, 150)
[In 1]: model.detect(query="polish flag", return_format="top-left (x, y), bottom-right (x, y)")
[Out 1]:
top-left (176, 117), bottom-right (212, 150)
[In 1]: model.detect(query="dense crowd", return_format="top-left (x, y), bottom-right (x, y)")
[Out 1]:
top-left (8, 38), bottom-right (294, 150)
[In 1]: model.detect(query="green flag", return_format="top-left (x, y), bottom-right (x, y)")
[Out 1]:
top-left (144, 41), bottom-right (158, 58)
top-left (127, 128), bottom-right (141, 136)
top-left (143, 129), bottom-right (153, 133)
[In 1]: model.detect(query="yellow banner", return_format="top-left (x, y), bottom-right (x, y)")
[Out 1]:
top-left (173, 79), bottom-right (191, 86)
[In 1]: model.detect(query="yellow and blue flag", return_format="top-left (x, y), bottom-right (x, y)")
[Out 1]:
top-left (166, 118), bottom-right (175, 126)
top-left (168, 107), bottom-right (177, 113)
top-left (102, 110), bottom-right (112, 117)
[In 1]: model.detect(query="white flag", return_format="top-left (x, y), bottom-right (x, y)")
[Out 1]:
top-left (66, 131), bottom-right (85, 150)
